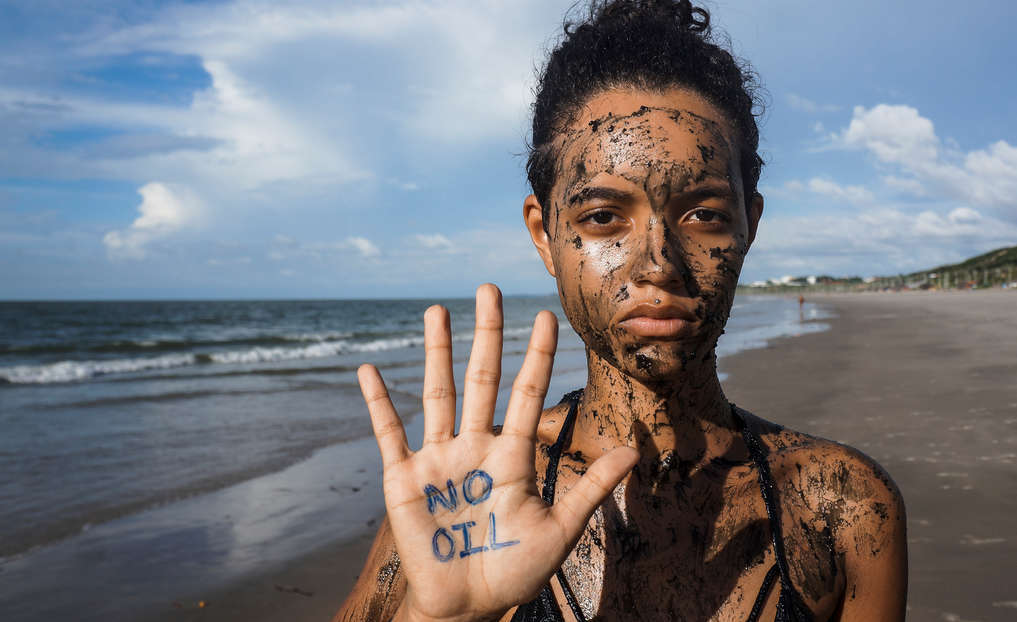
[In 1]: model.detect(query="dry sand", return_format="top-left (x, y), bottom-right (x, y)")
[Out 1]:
top-left (147, 290), bottom-right (1017, 622)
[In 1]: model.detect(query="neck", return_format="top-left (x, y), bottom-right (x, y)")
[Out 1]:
top-left (575, 348), bottom-right (737, 462)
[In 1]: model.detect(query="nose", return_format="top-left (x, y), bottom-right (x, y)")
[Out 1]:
top-left (630, 217), bottom-right (688, 288)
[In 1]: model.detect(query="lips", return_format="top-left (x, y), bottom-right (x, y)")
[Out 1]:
top-left (615, 300), bottom-right (698, 338)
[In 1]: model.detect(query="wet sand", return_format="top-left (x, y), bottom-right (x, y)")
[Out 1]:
top-left (147, 290), bottom-right (1017, 622)
top-left (140, 534), bottom-right (376, 622)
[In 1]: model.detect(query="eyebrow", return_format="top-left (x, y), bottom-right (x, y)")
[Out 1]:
top-left (677, 183), bottom-right (736, 202)
top-left (568, 181), bottom-right (735, 206)
top-left (567, 186), bottom-right (636, 205)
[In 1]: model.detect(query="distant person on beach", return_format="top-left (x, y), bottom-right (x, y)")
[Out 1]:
top-left (338, 1), bottom-right (907, 621)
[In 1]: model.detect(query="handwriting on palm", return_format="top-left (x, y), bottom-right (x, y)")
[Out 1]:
top-left (358, 285), bottom-right (638, 622)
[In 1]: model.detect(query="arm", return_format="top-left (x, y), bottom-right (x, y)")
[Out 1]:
top-left (333, 517), bottom-right (406, 622)
top-left (834, 456), bottom-right (908, 621)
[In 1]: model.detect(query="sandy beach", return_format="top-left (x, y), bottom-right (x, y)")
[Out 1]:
top-left (141, 290), bottom-right (1017, 622)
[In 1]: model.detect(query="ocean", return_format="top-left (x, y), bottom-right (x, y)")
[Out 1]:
top-left (0, 294), bottom-right (828, 620)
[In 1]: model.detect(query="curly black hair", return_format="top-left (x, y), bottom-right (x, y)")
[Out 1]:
top-left (527, 0), bottom-right (764, 225)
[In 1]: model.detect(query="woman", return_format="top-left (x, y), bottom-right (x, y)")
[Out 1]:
top-left (337, 1), bottom-right (907, 620)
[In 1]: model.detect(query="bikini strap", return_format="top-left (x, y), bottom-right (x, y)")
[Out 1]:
top-left (730, 404), bottom-right (798, 600)
top-left (540, 389), bottom-right (588, 622)
top-left (745, 563), bottom-right (780, 622)
top-left (555, 568), bottom-right (587, 622)
top-left (540, 389), bottom-right (583, 504)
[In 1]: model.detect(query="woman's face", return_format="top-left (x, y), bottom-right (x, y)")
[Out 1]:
top-left (526, 88), bottom-right (762, 384)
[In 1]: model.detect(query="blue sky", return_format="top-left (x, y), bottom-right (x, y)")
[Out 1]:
top-left (2, 0), bottom-right (1016, 299)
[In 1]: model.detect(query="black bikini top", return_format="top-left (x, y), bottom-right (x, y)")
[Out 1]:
top-left (511, 391), bottom-right (815, 622)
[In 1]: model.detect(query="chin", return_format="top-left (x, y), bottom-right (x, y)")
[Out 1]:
top-left (617, 341), bottom-right (713, 383)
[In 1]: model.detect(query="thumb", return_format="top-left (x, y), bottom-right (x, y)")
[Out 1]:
top-left (550, 446), bottom-right (639, 539)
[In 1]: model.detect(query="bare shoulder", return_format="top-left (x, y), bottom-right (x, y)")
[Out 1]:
top-left (742, 409), bottom-right (905, 542)
top-left (739, 408), bottom-right (908, 618)
top-left (758, 414), bottom-right (900, 516)
top-left (333, 516), bottom-right (406, 622)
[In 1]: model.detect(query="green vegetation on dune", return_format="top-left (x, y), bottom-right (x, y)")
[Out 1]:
top-left (928, 245), bottom-right (1017, 273)
top-left (741, 245), bottom-right (1017, 293)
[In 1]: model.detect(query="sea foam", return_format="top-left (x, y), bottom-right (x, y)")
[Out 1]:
top-left (0, 328), bottom-right (536, 384)
top-left (0, 353), bottom-right (198, 384)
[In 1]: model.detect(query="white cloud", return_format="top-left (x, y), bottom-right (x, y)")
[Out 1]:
top-left (962, 140), bottom-right (1017, 206)
top-left (185, 59), bottom-right (365, 189)
top-left (948, 206), bottom-right (982, 224)
top-left (913, 207), bottom-right (985, 236)
top-left (1, 0), bottom-right (565, 235)
top-left (786, 93), bottom-right (840, 114)
top-left (749, 206), bottom-right (1017, 278)
top-left (839, 104), bottom-right (939, 163)
top-left (881, 175), bottom-right (927, 196)
top-left (753, 102), bottom-right (1017, 279)
top-left (344, 236), bottom-right (380, 258)
top-left (806, 178), bottom-right (874, 204)
top-left (414, 233), bottom-right (454, 250)
top-left (84, 0), bottom-right (559, 145)
top-left (389, 179), bottom-right (420, 191)
top-left (834, 104), bottom-right (1017, 220)
top-left (0, 60), bottom-right (368, 195)
top-left (766, 177), bottom-right (874, 204)
top-left (0, 1), bottom-right (586, 296)
top-left (255, 225), bottom-right (546, 292)
top-left (103, 183), bottom-right (201, 259)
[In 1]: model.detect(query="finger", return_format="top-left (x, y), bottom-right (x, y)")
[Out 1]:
top-left (502, 310), bottom-right (558, 439)
top-left (422, 305), bottom-right (456, 444)
top-left (358, 364), bottom-right (411, 467)
top-left (460, 283), bottom-right (503, 433)
top-left (550, 447), bottom-right (638, 535)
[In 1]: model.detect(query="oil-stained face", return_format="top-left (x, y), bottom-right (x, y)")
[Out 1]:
top-left (529, 89), bottom-right (761, 384)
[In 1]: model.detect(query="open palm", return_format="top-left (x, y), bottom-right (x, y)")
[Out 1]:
top-left (357, 284), bottom-right (637, 622)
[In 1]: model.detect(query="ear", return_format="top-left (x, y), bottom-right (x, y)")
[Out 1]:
top-left (746, 192), bottom-right (764, 247)
top-left (523, 194), bottom-right (557, 277)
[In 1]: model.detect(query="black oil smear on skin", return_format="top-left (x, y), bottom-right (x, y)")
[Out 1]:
top-left (557, 105), bottom-right (733, 208)
top-left (577, 418), bottom-right (775, 620)
top-left (698, 142), bottom-right (715, 164)
top-left (635, 353), bottom-right (653, 372)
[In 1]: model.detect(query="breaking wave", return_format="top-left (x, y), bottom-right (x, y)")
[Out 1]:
top-left (0, 327), bottom-right (536, 384)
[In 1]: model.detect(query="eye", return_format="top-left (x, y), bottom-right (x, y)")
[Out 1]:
top-left (578, 209), bottom-right (622, 226)
top-left (684, 208), bottom-right (730, 225)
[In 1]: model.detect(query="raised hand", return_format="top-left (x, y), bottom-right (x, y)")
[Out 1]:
top-left (357, 284), bottom-right (638, 622)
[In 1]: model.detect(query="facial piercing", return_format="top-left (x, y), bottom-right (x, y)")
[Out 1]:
top-left (654, 298), bottom-right (661, 305)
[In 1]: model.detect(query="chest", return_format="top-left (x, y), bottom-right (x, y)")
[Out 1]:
top-left (540, 453), bottom-right (843, 621)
